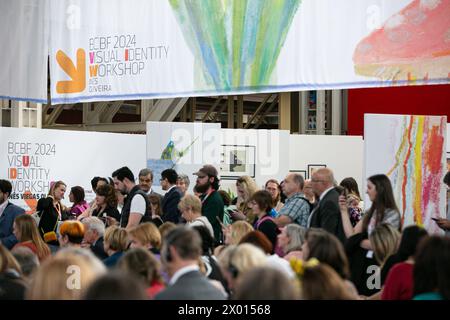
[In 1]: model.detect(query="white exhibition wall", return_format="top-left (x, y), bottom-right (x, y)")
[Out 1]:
top-left (220, 129), bottom-right (291, 192)
top-left (0, 127), bottom-right (146, 212)
top-left (146, 122), bottom-right (221, 194)
top-left (289, 134), bottom-right (364, 190)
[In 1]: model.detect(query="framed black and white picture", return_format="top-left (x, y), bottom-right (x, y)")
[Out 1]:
top-left (307, 164), bottom-right (327, 179)
top-left (220, 145), bottom-right (256, 180)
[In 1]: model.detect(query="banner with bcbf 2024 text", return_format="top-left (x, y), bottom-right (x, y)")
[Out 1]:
top-left (49, 0), bottom-right (450, 104)
top-left (0, 127), bottom-right (146, 213)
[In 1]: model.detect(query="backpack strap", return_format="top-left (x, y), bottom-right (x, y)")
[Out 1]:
top-left (256, 215), bottom-right (274, 229)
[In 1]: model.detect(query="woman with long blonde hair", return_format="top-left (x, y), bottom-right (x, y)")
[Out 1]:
top-left (232, 176), bottom-right (259, 224)
top-left (13, 214), bottom-right (50, 261)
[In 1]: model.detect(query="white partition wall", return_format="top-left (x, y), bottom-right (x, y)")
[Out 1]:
top-left (289, 134), bottom-right (364, 190)
top-left (220, 129), bottom-right (290, 191)
top-left (146, 121), bottom-right (221, 194)
top-left (0, 127), bottom-right (146, 212)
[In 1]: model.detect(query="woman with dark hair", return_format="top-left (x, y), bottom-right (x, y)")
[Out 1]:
top-left (78, 184), bottom-right (120, 224)
top-left (149, 194), bottom-right (163, 227)
top-left (340, 174), bottom-right (401, 296)
top-left (302, 228), bottom-right (359, 297)
top-left (413, 236), bottom-right (450, 300)
top-left (339, 177), bottom-right (363, 227)
top-left (69, 186), bottom-right (89, 217)
top-left (380, 225), bottom-right (428, 285)
top-left (249, 190), bottom-right (279, 252)
top-left (340, 177), bottom-right (361, 199)
top-left (265, 179), bottom-right (284, 216)
top-left (339, 174), bottom-right (401, 245)
top-left (381, 226), bottom-right (428, 300)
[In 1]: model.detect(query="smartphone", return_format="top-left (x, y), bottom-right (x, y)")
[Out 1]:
top-left (431, 217), bottom-right (439, 222)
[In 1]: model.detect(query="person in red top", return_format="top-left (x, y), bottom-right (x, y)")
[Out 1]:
top-left (12, 214), bottom-right (50, 261)
top-left (381, 261), bottom-right (414, 300)
top-left (117, 247), bottom-right (165, 299)
top-left (381, 225), bottom-right (429, 300)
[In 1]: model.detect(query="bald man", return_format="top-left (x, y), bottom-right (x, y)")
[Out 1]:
top-left (308, 168), bottom-right (346, 243)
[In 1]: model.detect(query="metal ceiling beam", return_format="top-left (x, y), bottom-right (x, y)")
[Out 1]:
top-left (244, 93), bottom-right (272, 129)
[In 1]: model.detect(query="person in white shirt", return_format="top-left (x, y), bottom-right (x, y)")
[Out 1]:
top-left (112, 167), bottom-right (150, 231)
top-left (178, 194), bottom-right (214, 239)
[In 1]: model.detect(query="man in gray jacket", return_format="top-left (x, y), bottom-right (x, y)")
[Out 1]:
top-left (155, 226), bottom-right (226, 300)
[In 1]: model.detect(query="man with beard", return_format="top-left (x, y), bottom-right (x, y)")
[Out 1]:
top-left (193, 165), bottom-right (224, 245)
top-left (112, 166), bottom-right (151, 230)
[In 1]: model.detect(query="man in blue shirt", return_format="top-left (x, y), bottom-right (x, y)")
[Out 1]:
top-left (274, 173), bottom-right (311, 228)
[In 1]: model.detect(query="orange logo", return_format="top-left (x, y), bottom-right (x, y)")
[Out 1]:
top-left (56, 48), bottom-right (86, 94)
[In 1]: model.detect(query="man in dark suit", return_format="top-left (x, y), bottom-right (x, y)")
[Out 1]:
top-left (160, 169), bottom-right (182, 224)
top-left (0, 180), bottom-right (25, 249)
top-left (308, 168), bottom-right (346, 243)
top-left (155, 227), bottom-right (226, 300)
top-left (81, 216), bottom-right (108, 260)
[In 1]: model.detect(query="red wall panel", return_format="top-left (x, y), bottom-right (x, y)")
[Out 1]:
top-left (347, 84), bottom-right (450, 136)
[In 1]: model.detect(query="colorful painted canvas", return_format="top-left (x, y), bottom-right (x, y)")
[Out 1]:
top-left (168, 0), bottom-right (301, 90)
top-left (365, 114), bottom-right (447, 234)
top-left (354, 0), bottom-right (450, 84)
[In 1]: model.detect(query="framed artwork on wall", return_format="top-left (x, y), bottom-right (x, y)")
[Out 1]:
top-left (220, 145), bottom-right (256, 180)
top-left (289, 170), bottom-right (307, 180)
top-left (307, 164), bottom-right (327, 179)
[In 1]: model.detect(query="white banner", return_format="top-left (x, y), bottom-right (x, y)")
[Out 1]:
top-left (0, 127), bottom-right (146, 212)
top-left (0, 0), bottom-right (49, 103)
top-left (48, 0), bottom-right (450, 104)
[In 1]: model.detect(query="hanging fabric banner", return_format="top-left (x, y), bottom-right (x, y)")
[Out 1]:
top-left (4, 0), bottom-right (449, 105)
top-left (0, 0), bottom-right (49, 103)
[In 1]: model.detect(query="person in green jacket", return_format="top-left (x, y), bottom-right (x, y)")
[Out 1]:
top-left (193, 165), bottom-right (224, 246)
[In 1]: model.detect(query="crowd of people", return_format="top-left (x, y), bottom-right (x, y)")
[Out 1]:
top-left (0, 165), bottom-right (449, 300)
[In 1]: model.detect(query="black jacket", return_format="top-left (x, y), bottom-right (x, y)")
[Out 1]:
top-left (161, 187), bottom-right (182, 224)
top-left (90, 236), bottom-right (108, 260)
top-left (120, 186), bottom-right (151, 228)
top-left (345, 232), bottom-right (379, 296)
top-left (92, 205), bottom-right (120, 222)
top-left (37, 197), bottom-right (69, 245)
top-left (309, 188), bottom-right (346, 243)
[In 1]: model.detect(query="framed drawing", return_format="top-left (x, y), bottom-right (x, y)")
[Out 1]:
top-left (307, 164), bottom-right (327, 179)
top-left (220, 145), bottom-right (256, 180)
top-left (289, 170), bottom-right (307, 180)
